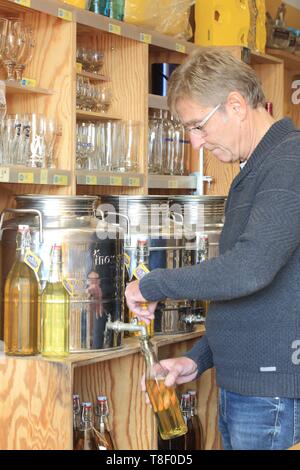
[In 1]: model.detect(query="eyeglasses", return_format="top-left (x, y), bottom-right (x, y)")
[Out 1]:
top-left (184, 103), bottom-right (221, 136)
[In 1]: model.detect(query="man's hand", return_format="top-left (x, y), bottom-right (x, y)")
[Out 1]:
top-left (125, 280), bottom-right (158, 324)
top-left (141, 356), bottom-right (198, 403)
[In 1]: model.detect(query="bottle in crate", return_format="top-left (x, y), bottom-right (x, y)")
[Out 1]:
top-left (95, 396), bottom-right (114, 450)
top-left (74, 402), bottom-right (98, 450)
top-left (188, 390), bottom-right (204, 450)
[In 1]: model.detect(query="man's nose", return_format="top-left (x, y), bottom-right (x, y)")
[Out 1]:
top-left (189, 133), bottom-right (206, 150)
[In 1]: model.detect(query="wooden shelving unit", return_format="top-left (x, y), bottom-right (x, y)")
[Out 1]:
top-left (0, 0), bottom-right (290, 451)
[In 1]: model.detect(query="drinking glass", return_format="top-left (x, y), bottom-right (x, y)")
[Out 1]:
top-left (119, 120), bottom-right (140, 172)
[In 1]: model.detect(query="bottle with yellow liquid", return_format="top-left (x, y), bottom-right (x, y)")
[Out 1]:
top-left (4, 225), bottom-right (39, 356)
top-left (140, 336), bottom-right (187, 440)
top-left (41, 244), bottom-right (70, 358)
top-left (130, 237), bottom-right (154, 337)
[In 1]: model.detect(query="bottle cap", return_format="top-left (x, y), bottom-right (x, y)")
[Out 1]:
top-left (97, 395), bottom-right (107, 402)
top-left (17, 224), bottom-right (30, 232)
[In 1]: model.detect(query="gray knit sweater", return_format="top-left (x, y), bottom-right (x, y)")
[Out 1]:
top-left (140, 118), bottom-right (300, 398)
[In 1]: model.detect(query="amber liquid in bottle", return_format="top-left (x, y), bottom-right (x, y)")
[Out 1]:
top-left (4, 225), bottom-right (39, 356)
top-left (141, 337), bottom-right (187, 440)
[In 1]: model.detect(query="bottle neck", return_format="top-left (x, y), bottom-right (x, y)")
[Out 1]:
top-left (49, 247), bottom-right (63, 283)
top-left (140, 337), bottom-right (156, 368)
top-left (137, 245), bottom-right (149, 266)
top-left (16, 229), bottom-right (31, 261)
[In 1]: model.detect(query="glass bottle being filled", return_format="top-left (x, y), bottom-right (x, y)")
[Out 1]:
top-left (140, 336), bottom-right (187, 440)
top-left (95, 396), bottom-right (114, 450)
top-left (4, 224), bottom-right (39, 356)
top-left (41, 244), bottom-right (69, 357)
top-left (129, 237), bottom-right (154, 337)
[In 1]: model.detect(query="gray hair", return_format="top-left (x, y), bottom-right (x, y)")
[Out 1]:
top-left (167, 47), bottom-right (266, 116)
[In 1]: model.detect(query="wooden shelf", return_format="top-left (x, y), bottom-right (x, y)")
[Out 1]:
top-left (148, 94), bottom-right (168, 110)
top-left (76, 70), bottom-right (109, 82)
top-left (76, 170), bottom-right (144, 187)
top-left (266, 48), bottom-right (300, 70)
top-left (0, 166), bottom-right (71, 185)
top-left (5, 80), bottom-right (54, 95)
top-left (148, 174), bottom-right (197, 190)
top-left (76, 109), bottom-right (121, 121)
top-left (250, 50), bottom-right (283, 65)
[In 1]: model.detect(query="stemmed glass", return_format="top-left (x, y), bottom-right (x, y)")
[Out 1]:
top-left (0, 18), bottom-right (8, 64)
top-left (2, 19), bottom-right (24, 80)
top-left (14, 26), bottom-right (35, 80)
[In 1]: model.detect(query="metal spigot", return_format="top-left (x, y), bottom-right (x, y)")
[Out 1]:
top-left (105, 318), bottom-right (149, 339)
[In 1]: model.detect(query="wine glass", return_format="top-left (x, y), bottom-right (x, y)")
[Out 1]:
top-left (14, 27), bottom-right (35, 81)
top-left (2, 19), bottom-right (24, 81)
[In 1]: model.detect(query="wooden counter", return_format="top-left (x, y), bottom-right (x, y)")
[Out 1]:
top-left (0, 326), bottom-right (220, 450)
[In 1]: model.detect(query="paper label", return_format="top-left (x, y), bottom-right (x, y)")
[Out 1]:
top-left (18, 172), bottom-right (34, 184)
top-left (40, 169), bottom-right (48, 185)
top-left (175, 43), bottom-right (186, 54)
top-left (133, 263), bottom-right (150, 281)
top-left (140, 33), bottom-right (152, 44)
top-left (76, 62), bottom-right (83, 73)
top-left (0, 167), bottom-right (10, 182)
top-left (128, 177), bottom-right (140, 187)
top-left (20, 78), bottom-right (36, 88)
top-left (14, 0), bottom-right (31, 7)
top-left (168, 180), bottom-right (179, 189)
top-left (58, 8), bottom-right (73, 22)
top-left (24, 249), bottom-right (42, 273)
top-left (110, 176), bottom-right (122, 186)
top-left (109, 23), bottom-right (121, 36)
top-left (53, 174), bottom-right (68, 185)
top-left (86, 175), bottom-right (97, 185)
top-left (62, 278), bottom-right (74, 296)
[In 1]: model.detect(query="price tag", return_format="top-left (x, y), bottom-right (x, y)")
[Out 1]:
top-left (133, 263), bottom-right (150, 280)
top-left (58, 8), bottom-right (73, 22)
top-left (110, 176), bottom-right (122, 186)
top-left (175, 43), bottom-right (186, 54)
top-left (20, 78), bottom-right (36, 88)
top-left (128, 177), bottom-right (140, 187)
top-left (18, 172), bottom-right (34, 184)
top-left (86, 175), bottom-right (97, 185)
top-left (0, 167), bottom-right (10, 183)
top-left (53, 174), bottom-right (68, 185)
top-left (76, 62), bottom-right (83, 73)
top-left (14, 0), bottom-right (31, 7)
top-left (109, 23), bottom-right (121, 36)
top-left (140, 33), bottom-right (152, 44)
top-left (24, 249), bottom-right (42, 273)
top-left (168, 180), bottom-right (179, 189)
top-left (62, 278), bottom-right (74, 296)
top-left (40, 169), bottom-right (48, 185)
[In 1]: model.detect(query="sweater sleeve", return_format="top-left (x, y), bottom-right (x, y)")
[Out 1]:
top-left (184, 335), bottom-right (214, 377)
top-left (140, 157), bottom-right (300, 302)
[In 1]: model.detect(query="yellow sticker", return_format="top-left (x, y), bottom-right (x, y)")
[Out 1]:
top-left (140, 33), bottom-right (152, 44)
top-left (62, 278), bottom-right (74, 296)
top-left (58, 8), bottom-right (73, 22)
top-left (168, 180), bottom-right (179, 189)
top-left (76, 62), bottom-right (83, 73)
top-left (0, 167), bottom-right (10, 183)
top-left (109, 23), bottom-right (121, 35)
top-left (128, 177), bottom-right (140, 187)
top-left (24, 249), bottom-right (42, 273)
top-left (18, 172), bottom-right (34, 184)
top-left (20, 78), bottom-right (37, 88)
top-left (40, 169), bottom-right (48, 185)
top-left (86, 175), bottom-right (97, 185)
top-left (53, 174), bottom-right (68, 185)
top-left (14, 0), bottom-right (31, 7)
top-left (175, 43), bottom-right (186, 54)
top-left (133, 263), bottom-right (150, 281)
top-left (110, 176), bottom-right (122, 186)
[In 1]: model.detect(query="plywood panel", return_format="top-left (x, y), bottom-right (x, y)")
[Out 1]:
top-left (0, 357), bottom-right (72, 450)
top-left (73, 352), bottom-right (155, 450)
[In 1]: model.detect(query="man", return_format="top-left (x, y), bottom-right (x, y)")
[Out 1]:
top-left (125, 48), bottom-right (300, 450)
